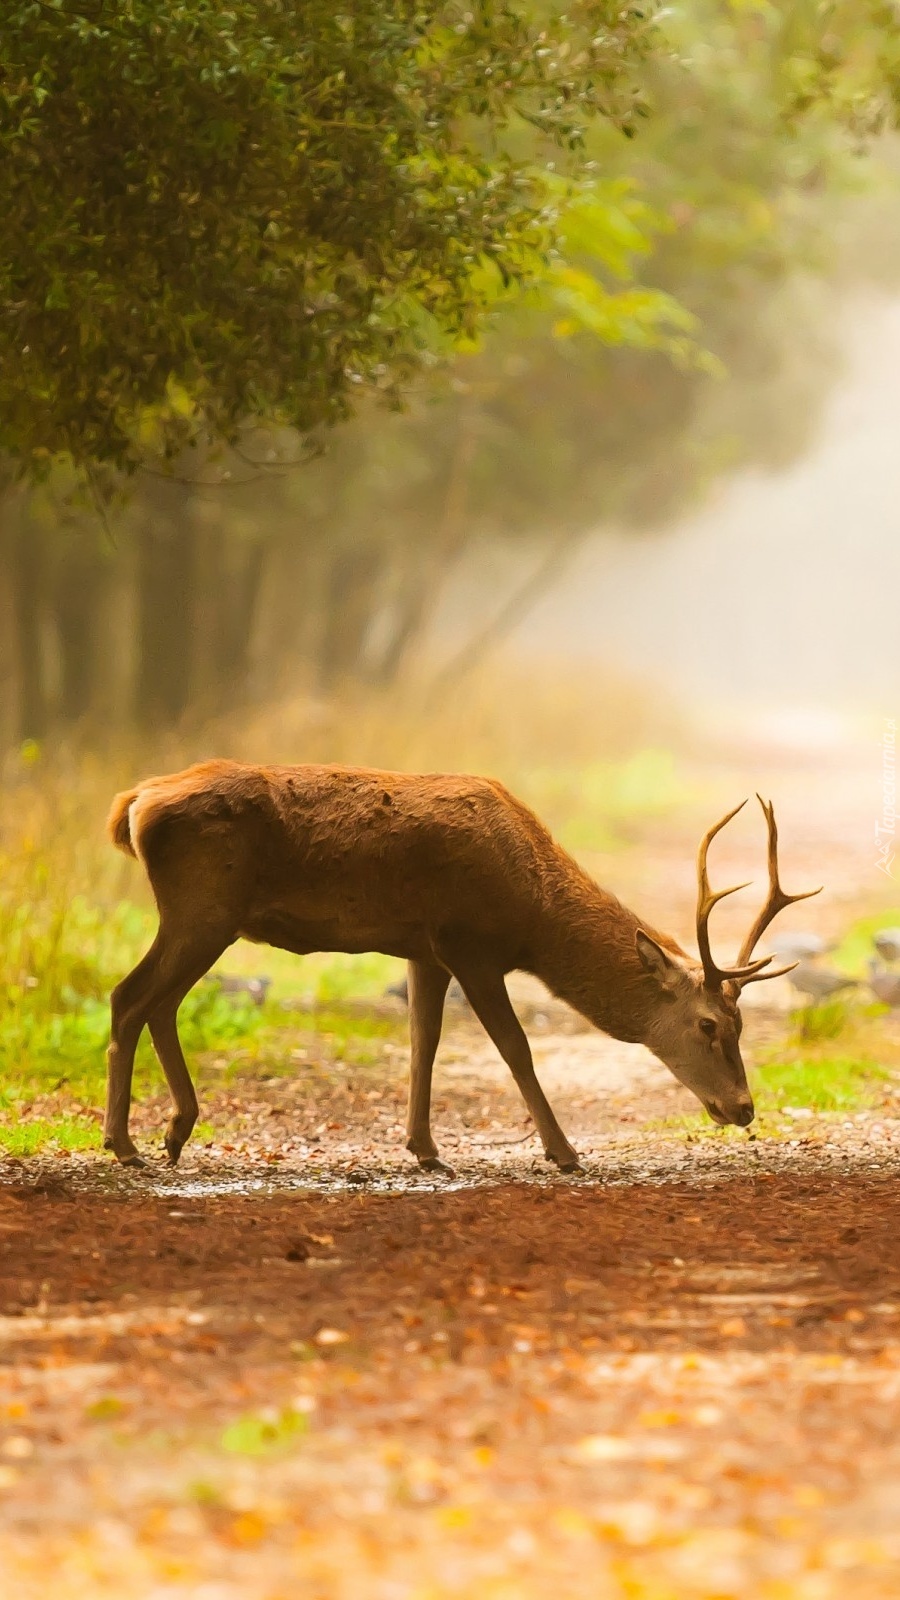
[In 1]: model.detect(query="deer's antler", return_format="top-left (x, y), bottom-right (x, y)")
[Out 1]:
top-left (696, 801), bottom-right (773, 990)
top-left (731, 795), bottom-right (822, 988)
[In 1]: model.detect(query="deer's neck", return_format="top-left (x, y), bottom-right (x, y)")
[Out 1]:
top-left (525, 857), bottom-right (684, 1044)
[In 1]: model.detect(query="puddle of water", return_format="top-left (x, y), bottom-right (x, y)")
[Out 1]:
top-left (6, 1134), bottom-right (897, 1206)
top-left (158, 1169), bottom-right (479, 1199)
top-left (119, 1150), bottom-right (577, 1199)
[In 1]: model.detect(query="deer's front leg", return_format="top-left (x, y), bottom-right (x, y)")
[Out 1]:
top-left (405, 959), bottom-right (452, 1173)
top-left (447, 958), bottom-right (582, 1172)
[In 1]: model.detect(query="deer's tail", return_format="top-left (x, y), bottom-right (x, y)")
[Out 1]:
top-left (107, 787), bottom-right (141, 858)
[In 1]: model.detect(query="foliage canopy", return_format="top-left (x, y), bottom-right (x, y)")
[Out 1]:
top-left (0, 0), bottom-right (653, 472)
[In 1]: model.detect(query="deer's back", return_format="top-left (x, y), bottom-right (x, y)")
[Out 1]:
top-left (129, 759), bottom-right (560, 960)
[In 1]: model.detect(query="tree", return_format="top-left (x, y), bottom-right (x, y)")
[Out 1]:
top-left (231, 0), bottom-right (898, 694)
top-left (0, 0), bottom-right (655, 474)
top-left (3, 2), bottom-right (900, 739)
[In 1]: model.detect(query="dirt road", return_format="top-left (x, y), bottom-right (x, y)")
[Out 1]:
top-left (1, 1000), bottom-right (900, 1600)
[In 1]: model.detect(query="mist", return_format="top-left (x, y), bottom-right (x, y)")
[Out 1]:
top-left (448, 293), bottom-right (900, 721)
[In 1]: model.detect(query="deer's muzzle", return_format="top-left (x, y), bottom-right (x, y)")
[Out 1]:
top-left (705, 1095), bottom-right (755, 1128)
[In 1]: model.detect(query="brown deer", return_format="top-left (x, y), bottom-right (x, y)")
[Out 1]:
top-left (104, 762), bottom-right (818, 1169)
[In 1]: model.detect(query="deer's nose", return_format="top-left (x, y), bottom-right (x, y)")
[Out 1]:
top-left (708, 1095), bottom-right (755, 1128)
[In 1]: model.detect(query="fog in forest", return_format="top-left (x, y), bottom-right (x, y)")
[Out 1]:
top-left (444, 293), bottom-right (900, 728)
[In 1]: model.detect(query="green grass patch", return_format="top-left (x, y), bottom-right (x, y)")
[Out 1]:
top-left (831, 908), bottom-right (900, 977)
top-left (0, 987), bottom-right (403, 1103)
top-left (216, 1004), bottom-right (400, 1081)
top-left (751, 1049), bottom-right (889, 1113)
top-left (198, 944), bottom-right (403, 1007)
top-left (0, 976), bottom-right (272, 1102)
top-left (221, 1407), bottom-right (309, 1456)
top-left (749, 995), bottom-right (897, 1113)
top-left (193, 1004), bottom-right (404, 1087)
top-left (0, 1113), bottom-right (99, 1156)
top-left (85, 1396), bottom-right (128, 1423)
top-left (786, 998), bottom-right (857, 1043)
top-left (299, 951), bottom-right (401, 1004)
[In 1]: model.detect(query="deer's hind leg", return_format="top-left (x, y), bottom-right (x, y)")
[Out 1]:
top-left (105, 923), bottom-right (232, 1166)
top-left (405, 959), bottom-right (452, 1173)
top-left (147, 959), bottom-right (226, 1166)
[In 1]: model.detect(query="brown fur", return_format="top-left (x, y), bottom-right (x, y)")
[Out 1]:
top-left (102, 760), bottom-right (756, 1170)
top-left (107, 787), bottom-right (140, 857)
top-left (108, 761), bottom-right (674, 1010)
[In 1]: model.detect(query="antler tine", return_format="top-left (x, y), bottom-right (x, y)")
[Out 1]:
top-left (733, 796), bottom-right (822, 987)
top-left (738, 959), bottom-right (799, 989)
top-left (696, 800), bottom-right (773, 989)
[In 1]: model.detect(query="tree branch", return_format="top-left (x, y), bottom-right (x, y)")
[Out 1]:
top-left (425, 527), bottom-right (587, 707)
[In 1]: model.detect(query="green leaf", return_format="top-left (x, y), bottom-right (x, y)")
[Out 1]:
top-left (221, 1408), bottom-right (310, 1456)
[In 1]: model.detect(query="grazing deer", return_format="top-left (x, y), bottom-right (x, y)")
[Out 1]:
top-left (104, 763), bottom-right (818, 1170)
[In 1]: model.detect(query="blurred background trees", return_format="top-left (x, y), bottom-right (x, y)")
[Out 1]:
top-left (2, 0), bottom-right (900, 745)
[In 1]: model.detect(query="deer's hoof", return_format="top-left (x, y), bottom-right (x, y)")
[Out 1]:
top-left (104, 1134), bottom-right (145, 1167)
top-left (418, 1156), bottom-right (456, 1177)
top-left (546, 1151), bottom-right (584, 1175)
top-left (164, 1113), bottom-right (197, 1166)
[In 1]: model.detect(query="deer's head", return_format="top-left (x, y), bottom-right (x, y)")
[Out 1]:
top-left (636, 797), bottom-right (820, 1128)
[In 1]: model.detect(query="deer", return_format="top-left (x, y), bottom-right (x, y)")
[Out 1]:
top-left (103, 761), bottom-right (819, 1170)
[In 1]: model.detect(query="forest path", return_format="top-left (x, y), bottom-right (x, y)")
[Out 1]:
top-left (1, 1011), bottom-right (899, 1600)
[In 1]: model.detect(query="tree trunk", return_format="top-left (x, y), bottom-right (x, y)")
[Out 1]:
top-left (9, 517), bottom-right (49, 741)
top-left (53, 530), bottom-right (111, 725)
top-left (208, 538), bottom-right (268, 713)
top-left (316, 542), bottom-right (384, 690)
top-left (370, 408), bottom-right (477, 686)
top-left (426, 528), bottom-right (586, 707)
top-left (0, 485), bottom-right (17, 749)
top-left (134, 512), bottom-right (198, 729)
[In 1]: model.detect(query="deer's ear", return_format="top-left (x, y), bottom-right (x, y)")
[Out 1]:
top-left (635, 930), bottom-right (684, 993)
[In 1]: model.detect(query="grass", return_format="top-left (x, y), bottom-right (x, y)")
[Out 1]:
top-left (751, 1049), bottom-right (890, 1114)
top-left (747, 994), bottom-right (896, 1115)
top-left (0, 1113), bottom-right (99, 1157)
top-left (831, 907), bottom-right (900, 976)
top-left (220, 1408), bottom-right (310, 1457)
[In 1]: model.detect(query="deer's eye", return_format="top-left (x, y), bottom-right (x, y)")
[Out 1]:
top-left (699, 1018), bottom-right (717, 1039)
